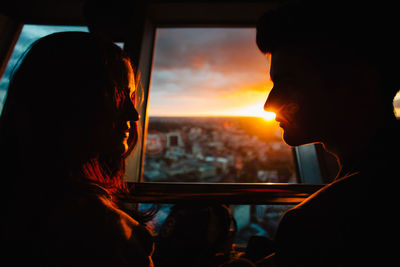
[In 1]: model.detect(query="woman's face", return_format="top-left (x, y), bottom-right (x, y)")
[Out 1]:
top-left (100, 59), bottom-right (140, 157)
top-left (58, 57), bottom-right (139, 160)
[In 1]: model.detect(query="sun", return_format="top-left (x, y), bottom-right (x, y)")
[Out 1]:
top-left (225, 102), bottom-right (277, 121)
top-left (260, 111), bottom-right (276, 121)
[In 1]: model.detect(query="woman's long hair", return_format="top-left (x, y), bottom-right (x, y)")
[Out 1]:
top-left (0, 32), bottom-right (149, 222)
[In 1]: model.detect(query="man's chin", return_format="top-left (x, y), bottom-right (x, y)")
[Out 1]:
top-left (282, 130), bottom-right (313, 147)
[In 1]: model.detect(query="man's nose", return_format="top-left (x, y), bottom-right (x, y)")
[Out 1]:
top-left (264, 87), bottom-right (281, 113)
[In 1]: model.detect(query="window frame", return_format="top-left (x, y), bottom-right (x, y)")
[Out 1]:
top-left (0, 14), bottom-right (22, 83)
top-left (127, 182), bottom-right (323, 204)
top-left (125, 2), bottom-right (286, 183)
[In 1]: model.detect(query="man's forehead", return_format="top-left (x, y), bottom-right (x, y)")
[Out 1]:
top-left (270, 48), bottom-right (305, 78)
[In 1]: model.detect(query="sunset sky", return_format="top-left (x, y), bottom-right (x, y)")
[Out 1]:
top-left (147, 28), bottom-right (274, 117)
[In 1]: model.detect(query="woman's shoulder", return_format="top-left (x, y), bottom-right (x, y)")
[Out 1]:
top-left (64, 182), bottom-right (152, 241)
top-left (50, 183), bottom-right (154, 266)
top-left (86, 188), bottom-right (154, 254)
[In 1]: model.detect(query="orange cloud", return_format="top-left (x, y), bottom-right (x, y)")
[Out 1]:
top-left (149, 28), bottom-right (273, 117)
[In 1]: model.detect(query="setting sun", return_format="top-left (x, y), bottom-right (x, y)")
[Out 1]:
top-left (261, 111), bottom-right (276, 121)
top-left (225, 102), bottom-right (276, 121)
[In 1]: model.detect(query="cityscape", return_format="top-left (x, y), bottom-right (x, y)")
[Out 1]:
top-left (144, 116), bottom-right (297, 184)
top-left (142, 116), bottom-right (297, 242)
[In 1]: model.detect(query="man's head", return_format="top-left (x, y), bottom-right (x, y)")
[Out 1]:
top-left (256, 1), bottom-right (399, 149)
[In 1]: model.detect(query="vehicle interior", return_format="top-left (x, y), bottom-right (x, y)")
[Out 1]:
top-left (2, 0), bottom-right (397, 262)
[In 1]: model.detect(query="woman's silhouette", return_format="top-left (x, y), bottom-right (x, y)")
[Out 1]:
top-left (0, 32), bottom-right (153, 266)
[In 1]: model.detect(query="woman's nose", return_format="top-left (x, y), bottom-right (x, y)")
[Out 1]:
top-left (129, 107), bottom-right (140, 122)
top-left (124, 101), bottom-right (140, 121)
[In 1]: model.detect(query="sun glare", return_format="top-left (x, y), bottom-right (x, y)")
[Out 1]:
top-left (261, 111), bottom-right (276, 121)
top-left (225, 102), bottom-right (276, 121)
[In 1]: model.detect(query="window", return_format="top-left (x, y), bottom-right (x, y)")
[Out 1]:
top-left (0, 24), bottom-right (89, 114)
top-left (143, 28), bottom-right (297, 183)
top-left (138, 27), bottom-right (301, 245)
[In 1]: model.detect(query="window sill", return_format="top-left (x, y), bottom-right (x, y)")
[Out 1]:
top-left (128, 182), bottom-right (323, 204)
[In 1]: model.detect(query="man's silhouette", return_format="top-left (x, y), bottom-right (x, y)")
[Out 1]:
top-left (257, 1), bottom-right (399, 266)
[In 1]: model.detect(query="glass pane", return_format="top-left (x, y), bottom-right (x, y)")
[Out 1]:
top-left (144, 28), bottom-right (297, 183)
top-left (0, 24), bottom-right (89, 114)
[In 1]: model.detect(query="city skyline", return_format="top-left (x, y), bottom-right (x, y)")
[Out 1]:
top-left (144, 116), bottom-right (295, 183)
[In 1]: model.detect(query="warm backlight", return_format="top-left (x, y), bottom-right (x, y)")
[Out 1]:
top-left (225, 102), bottom-right (276, 121)
top-left (261, 111), bottom-right (277, 121)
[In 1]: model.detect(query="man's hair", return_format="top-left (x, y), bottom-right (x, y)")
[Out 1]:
top-left (256, 0), bottom-right (400, 104)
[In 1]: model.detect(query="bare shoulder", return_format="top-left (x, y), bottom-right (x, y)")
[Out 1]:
top-left (71, 192), bottom-right (152, 246)
top-left (51, 190), bottom-right (154, 266)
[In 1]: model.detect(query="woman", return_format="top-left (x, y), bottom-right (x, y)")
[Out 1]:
top-left (0, 32), bottom-right (154, 266)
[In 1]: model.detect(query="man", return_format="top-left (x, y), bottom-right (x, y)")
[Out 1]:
top-left (256, 1), bottom-right (399, 266)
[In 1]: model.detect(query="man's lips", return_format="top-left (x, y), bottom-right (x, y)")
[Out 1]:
top-left (277, 120), bottom-right (290, 129)
top-left (274, 103), bottom-right (299, 128)
top-left (275, 115), bottom-right (289, 125)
